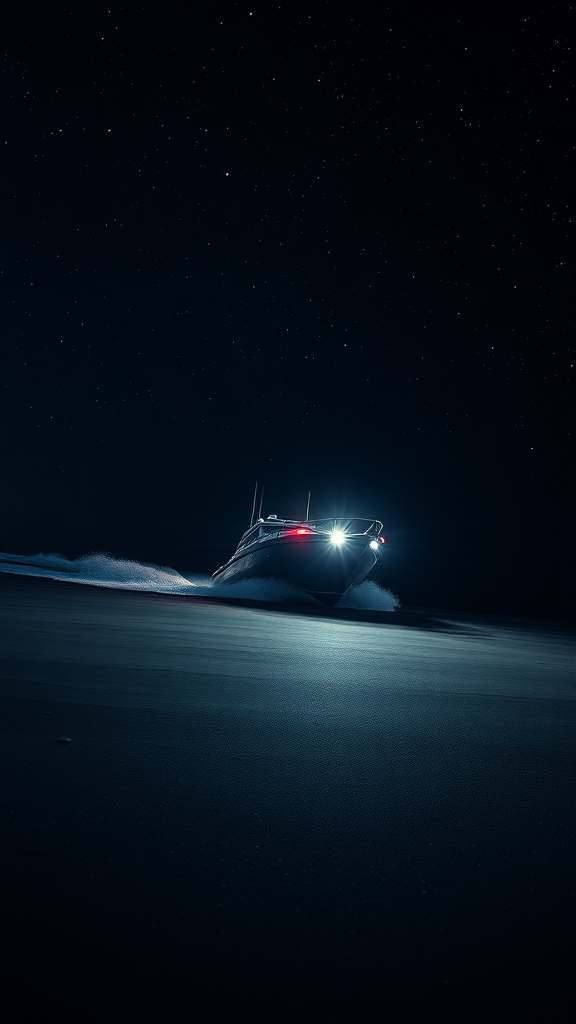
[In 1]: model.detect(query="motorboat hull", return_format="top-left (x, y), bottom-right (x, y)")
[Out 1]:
top-left (212, 535), bottom-right (378, 604)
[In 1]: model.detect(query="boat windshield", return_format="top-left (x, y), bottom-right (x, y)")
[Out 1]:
top-left (307, 518), bottom-right (382, 536)
top-left (234, 516), bottom-right (382, 552)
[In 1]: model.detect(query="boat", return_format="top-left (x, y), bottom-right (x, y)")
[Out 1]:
top-left (212, 491), bottom-right (386, 605)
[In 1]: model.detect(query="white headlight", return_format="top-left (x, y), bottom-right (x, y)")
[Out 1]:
top-left (330, 530), bottom-right (346, 546)
top-left (369, 540), bottom-right (379, 551)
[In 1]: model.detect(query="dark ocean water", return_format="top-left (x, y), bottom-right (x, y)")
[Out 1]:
top-left (1, 573), bottom-right (574, 1022)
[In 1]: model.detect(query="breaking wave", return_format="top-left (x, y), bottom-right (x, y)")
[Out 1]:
top-left (0, 551), bottom-right (399, 610)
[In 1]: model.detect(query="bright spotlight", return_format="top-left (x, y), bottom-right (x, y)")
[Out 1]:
top-left (369, 540), bottom-right (379, 551)
top-left (330, 530), bottom-right (346, 546)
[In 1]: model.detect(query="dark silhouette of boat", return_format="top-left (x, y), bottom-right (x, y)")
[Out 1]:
top-left (212, 491), bottom-right (385, 605)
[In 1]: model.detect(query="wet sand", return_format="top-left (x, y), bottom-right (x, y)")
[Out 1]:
top-left (1, 574), bottom-right (574, 1021)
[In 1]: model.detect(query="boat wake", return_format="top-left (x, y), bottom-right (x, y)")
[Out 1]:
top-left (0, 551), bottom-right (196, 594)
top-left (0, 551), bottom-right (399, 610)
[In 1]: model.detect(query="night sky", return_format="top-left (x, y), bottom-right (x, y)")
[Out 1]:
top-left (3, 3), bottom-right (574, 618)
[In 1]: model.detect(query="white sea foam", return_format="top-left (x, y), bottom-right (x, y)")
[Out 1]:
top-left (0, 552), bottom-right (314, 602)
top-left (0, 551), bottom-right (196, 594)
top-left (0, 551), bottom-right (399, 609)
top-left (337, 579), bottom-right (400, 611)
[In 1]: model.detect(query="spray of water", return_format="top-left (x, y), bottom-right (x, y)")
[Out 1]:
top-left (0, 551), bottom-right (194, 594)
top-left (337, 579), bottom-right (400, 611)
top-left (0, 551), bottom-right (399, 610)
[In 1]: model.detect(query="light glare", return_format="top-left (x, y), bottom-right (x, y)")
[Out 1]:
top-left (330, 530), bottom-right (346, 546)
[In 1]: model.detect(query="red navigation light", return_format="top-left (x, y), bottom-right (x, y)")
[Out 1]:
top-left (281, 527), bottom-right (314, 537)
top-left (379, 536), bottom-right (386, 543)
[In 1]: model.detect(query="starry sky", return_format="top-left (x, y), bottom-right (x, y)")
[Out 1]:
top-left (2, 3), bottom-right (574, 617)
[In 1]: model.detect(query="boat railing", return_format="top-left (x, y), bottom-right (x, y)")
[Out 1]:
top-left (236, 518), bottom-right (382, 552)
top-left (306, 518), bottom-right (382, 537)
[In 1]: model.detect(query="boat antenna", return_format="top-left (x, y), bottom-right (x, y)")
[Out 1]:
top-left (257, 486), bottom-right (264, 520)
top-left (249, 480), bottom-right (258, 528)
top-left (305, 491), bottom-right (311, 521)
